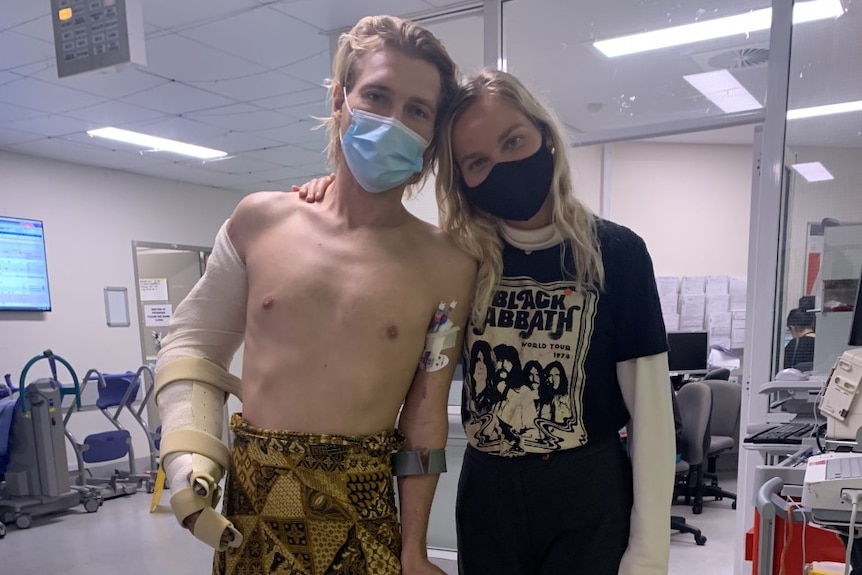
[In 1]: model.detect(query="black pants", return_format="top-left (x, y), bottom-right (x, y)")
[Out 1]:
top-left (456, 439), bottom-right (633, 575)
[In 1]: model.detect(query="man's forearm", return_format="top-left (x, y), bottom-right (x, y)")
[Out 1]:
top-left (396, 415), bottom-right (448, 565)
top-left (397, 472), bottom-right (440, 562)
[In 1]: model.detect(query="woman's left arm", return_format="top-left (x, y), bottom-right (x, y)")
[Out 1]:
top-left (617, 352), bottom-right (676, 575)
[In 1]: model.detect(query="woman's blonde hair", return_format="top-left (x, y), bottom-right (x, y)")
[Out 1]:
top-left (321, 15), bottom-right (458, 193)
top-left (435, 68), bottom-right (605, 326)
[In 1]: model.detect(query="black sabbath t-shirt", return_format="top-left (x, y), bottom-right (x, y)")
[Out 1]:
top-left (461, 219), bottom-right (668, 456)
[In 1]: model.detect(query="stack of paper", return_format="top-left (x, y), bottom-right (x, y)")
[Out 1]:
top-left (731, 310), bottom-right (746, 348)
top-left (730, 277), bottom-right (747, 311)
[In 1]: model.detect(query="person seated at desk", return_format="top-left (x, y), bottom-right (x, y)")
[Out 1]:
top-left (784, 308), bottom-right (816, 371)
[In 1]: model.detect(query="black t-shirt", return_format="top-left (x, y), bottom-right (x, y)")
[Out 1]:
top-left (461, 219), bottom-right (668, 456)
top-left (783, 335), bottom-right (816, 370)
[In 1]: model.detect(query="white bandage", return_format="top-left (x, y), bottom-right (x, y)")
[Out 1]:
top-left (155, 220), bottom-right (247, 551)
top-left (419, 326), bottom-right (460, 372)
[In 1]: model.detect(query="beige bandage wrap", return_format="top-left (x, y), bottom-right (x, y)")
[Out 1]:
top-left (154, 220), bottom-right (248, 551)
top-left (156, 358), bottom-right (243, 551)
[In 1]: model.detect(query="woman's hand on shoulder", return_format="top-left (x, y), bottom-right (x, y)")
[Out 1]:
top-left (292, 173), bottom-right (335, 203)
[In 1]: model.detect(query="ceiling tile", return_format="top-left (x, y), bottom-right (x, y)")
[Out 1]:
top-left (187, 104), bottom-right (298, 132)
top-left (124, 115), bottom-right (228, 144)
top-left (32, 66), bottom-right (173, 100)
top-left (5, 114), bottom-right (94, 138)
top-left (4, 2), bottom-right (50, 26)
top-left (279, 49), bottom-right (331, 85)
top-left (249, 87), bottom-right (323, 111)
top-left (247, 166), bottom-right (310, 182)
top-left (0, 126), bottom-right (44, 147)
top-left (10, 14), bottom-right (54, 44)
top-left (142, 0), bottom-right (261, 30)
top-left (0, 71), bottom-right (20, 87)
top-left (249, 144), bottom-right (325, 167)
top-left (142, 33), bottom-right (267, 82)
top-left (122, 81), bottom-right (237, 115)
top-left (252, 120), bottom-right (327, 146)
top-left (65, 100), bottom-right (170, 127)
top-left (201, 131), bottom-right (283, 155)
top-left (274, 0), bottom-right (433, 33)
top-left (198, 154), bottom-right (284, 175)
top-left (0, 102), bottom-right (42, 123)
top-left (0, 30), bottom-right (55, 72)
top-left (185, 69), bottom-right (314, 102)
top-left (0, 78), bottom-right (106, 114)
top-left (280, 101), bottom-right (329, 122)
top-left (180, 7), bottom-right (328, 70)
top-left (8, 136), bottom-right (169, 171)
top-left (421, 0), bottom-right (470, 7)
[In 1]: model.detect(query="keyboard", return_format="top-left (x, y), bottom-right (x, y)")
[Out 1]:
top-left (745, 422), bottom-right (818, 444)
top-left (826, 456), bottom-right (862, 480)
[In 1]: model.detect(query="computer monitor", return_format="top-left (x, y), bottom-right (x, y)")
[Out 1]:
top-left (667, 331), bottom-right (709, 373)
top-left (850, 262), bottom-right (862, 346)
top-left (0, 216), bottom-right (52, 311)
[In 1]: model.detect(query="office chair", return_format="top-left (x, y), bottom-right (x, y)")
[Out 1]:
top-left (671, 458), bottom-right (707, 546)
top-left (669, 383), bottom-right (708, 545)
top-left (701, 380), bottom-right (741, 510)
top-left (701, 368), bottom-right (730, 381)
top-left (674, 381), bottom-right (712, 515)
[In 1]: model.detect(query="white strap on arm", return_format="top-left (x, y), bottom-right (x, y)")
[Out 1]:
top-left (616, 353), bottom-right (676, 575)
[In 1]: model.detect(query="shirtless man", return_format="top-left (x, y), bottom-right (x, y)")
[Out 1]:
top-left (154, 15), bottom-right (476, 575)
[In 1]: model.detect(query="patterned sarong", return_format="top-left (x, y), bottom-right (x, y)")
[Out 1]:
top-left (214, 414), bottom-right (405, 575)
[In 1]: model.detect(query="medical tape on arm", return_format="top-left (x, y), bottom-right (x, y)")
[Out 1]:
top-left (419, 326), bottom-right (460, 372)
top-left (155, 357), bottom-right (243, 550)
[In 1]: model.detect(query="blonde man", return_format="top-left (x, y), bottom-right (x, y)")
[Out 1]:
top-left (155, 15), bottom-right (476, 575)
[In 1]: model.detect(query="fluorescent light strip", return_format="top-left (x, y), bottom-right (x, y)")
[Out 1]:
top-left (791, 161), bottom-right (834, 182)
top-left (683, 70), bottom-right (762, 113)
top-left (87, 127), bottom-right (227, 160)
top-left (787, 100), bottom-right (862, 120)
top-left (594, 0), bottom-right (844, 57)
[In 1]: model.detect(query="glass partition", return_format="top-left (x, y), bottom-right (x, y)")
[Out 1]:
top-left (778, 0), bottom-right (862, 375)
top-left (503, 0), bottom-right (772, 140)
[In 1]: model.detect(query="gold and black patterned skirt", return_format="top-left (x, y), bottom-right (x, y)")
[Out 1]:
top-left (214, 414), bottom-right (405, 575)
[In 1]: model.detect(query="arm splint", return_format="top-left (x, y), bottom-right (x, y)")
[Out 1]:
top-left (154, 220), bottom-right (247, 551)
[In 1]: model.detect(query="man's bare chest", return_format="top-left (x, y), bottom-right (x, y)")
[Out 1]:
top-left (245, 231), bottom-right (440, 338)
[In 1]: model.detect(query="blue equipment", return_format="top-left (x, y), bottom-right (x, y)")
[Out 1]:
top-left (64, 365), bottom-right (157, 497)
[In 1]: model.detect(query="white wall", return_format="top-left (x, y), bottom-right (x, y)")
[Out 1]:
top-left (569, 145), bottom-right (604, 216)
top-left (0, 150), bottom-right (243, 471)
top-left (607, 141), bottom-right (753, 277)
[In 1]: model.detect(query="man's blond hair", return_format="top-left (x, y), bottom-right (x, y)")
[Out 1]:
top-left (322, 15), bottom-right (458, 192)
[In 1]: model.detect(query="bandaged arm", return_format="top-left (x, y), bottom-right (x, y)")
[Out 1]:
top-left (616, 352), bottom-right (676, 575)
top-left (155, 220), bottom-right (246, 551)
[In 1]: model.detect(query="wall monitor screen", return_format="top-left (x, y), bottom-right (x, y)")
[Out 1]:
top-left (0, 216), bottom-right (52, 311)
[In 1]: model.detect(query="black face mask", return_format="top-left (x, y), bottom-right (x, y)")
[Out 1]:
top-left (461, 144), bottom-right (554, 221)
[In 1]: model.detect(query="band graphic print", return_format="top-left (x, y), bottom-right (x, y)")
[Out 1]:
top-left (463, 277), bottom-right (598, 456)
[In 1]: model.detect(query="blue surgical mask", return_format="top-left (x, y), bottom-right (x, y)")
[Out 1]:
top-left (340, 89), bottom-right (429, 193)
